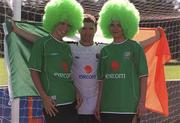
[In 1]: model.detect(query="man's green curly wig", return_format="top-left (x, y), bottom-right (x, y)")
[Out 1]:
top-left (43, 0), bottom-right (84, 36)
top-left (98, 0), bottom-right (140, 39)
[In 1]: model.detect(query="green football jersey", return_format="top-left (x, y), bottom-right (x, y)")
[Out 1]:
top-left (29, 35), bottom-right (75, 105)
top-left (98, 40), bottom-right (148, 113)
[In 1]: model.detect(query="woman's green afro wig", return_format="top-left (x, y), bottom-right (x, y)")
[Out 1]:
top-left (98, 0), bottom-right (140, 39)
top-left (43, 0), bottom-right (84, 36)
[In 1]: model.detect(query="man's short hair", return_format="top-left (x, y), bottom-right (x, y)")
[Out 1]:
top-left (83, 14), bottom-right (97, 27)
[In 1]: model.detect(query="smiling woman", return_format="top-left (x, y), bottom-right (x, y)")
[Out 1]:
top-left (98, 0), bottom-right (140, 39)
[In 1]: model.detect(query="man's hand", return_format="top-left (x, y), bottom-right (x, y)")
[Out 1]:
top-left (42, 95), bottom-right (59, 117)
top-left (132, 114), bottom-right (140, 123)
top-left (94, 103), bottom-right (101, 122)
top-left (136, 101), bottom-right (146, 118)
top-left (75, 91), bottom-right (83, 110)
top-left (11, 21), bottom-right (17, 32)
top-left (154, 27), bottom-right (161, 41)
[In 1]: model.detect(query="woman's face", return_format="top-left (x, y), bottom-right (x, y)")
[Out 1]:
top-left (54, 22), bottom-right (70, 37)
top-left (109, 20), bottom-right (124, 38)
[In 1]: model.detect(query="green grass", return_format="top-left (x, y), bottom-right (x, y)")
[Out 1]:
top-left (164, 65), bottom-right (180, 80)
top-left (0, 58), bottom-right (179, 86)
top-left (0, 58), bottom-right (8, 86)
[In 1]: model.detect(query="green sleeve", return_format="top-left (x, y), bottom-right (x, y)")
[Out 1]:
top-left (97, 48), bottom-right (106, 80)
top-left (67, 43), bottom-right (73, 58)
top-left (134, 44), bottom-right (148, 77)
top-left (28, 39), bottom-right (44, 72)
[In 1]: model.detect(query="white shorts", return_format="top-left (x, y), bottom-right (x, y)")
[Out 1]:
top-left (78, 95), bottom-right (98, 115)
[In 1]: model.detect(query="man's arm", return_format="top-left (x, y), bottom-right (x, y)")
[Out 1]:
top-left (12, 21), bottom-right (41, 42)
top-left (75, 87), bottom-right (83, 110)
top-left (140, 28), bottom-right (161, 48)
top-left (95, 80), bottom-right (103, 122)
top-left (136, 76), bottom-right (147, 118)
top-left (30, 70), bottom-right (58, 117)
top-left (139, 76), bottom-right (147, 104)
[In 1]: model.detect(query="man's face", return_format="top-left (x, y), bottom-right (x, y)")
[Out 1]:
top-left (79, 22), bottom-right (96, 41)
top-left (109, 20), bottom-right (124, 38)
top-left (55, 22), bottom-right (70, 37)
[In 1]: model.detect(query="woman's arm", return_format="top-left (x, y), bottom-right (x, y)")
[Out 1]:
top-left (30, 70), bottom-right (58, 117)
top-left (12, 21), bottom-right (41, 42)
top-left (136, 76), bottom-right (148, 118)
top-left (140, 28), bottom-right (161, 48)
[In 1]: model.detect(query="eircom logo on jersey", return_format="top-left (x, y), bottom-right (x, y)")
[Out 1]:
top-left (53, 62), bottom-right (71, 79)
top-left (79, 65), bottom-right (96, 79)
top-left (53, 72), bottom-right (71, 79)
top-left (105, 60), bottom-right (126, 79)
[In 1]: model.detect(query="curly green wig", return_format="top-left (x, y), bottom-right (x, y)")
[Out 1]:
top-left (43, 0), bottom-right (84, 36)
top-left (98, 0), bottom-right (140, 39)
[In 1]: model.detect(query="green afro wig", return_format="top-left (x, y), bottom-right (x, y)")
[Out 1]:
top-left (98, 0), bottom-right (140, 39)
top-left (43, 0), bottom-right (84, 36)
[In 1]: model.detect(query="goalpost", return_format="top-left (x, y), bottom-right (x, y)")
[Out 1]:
top-left (12, 0), bottom-right (21, 21)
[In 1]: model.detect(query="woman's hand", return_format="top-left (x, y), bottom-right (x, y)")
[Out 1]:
top-left (136, 101), bottom-right (146, 118)
top-left (42, 95), bottom-right (59, 117)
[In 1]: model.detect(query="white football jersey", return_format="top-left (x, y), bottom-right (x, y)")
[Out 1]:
top-left (70, 42), bottom-right (105, 114)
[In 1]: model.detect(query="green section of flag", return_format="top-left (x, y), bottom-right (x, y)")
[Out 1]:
top-left (4, 21), bottom-right (48, 97)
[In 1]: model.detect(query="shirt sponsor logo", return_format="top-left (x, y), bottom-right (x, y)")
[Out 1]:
top-left (79, 74), bottom-right (96, 79)
top-left (79, 65), bottom-right (96, 79)
top-left (61, 62), bottom-right (68, 72)
top-left (63, 63), bottom-right (68, 72)
top-left (53, 72), bottom-right (71, 79)
top-left (84, 65), bottom-right (92, 74)
top-left (105, 73), bottom-right (126, 79)
top-left (55, 61), bottom-right (70, 79)
top-left (106, 60), bottom-right (125, 79)
top-left (111, 60), bottom-right (120, 72)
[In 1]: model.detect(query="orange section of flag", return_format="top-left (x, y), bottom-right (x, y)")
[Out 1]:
top-left (28, 97), bottom-right (43, 123)
top-left (133, 27), bottom-right (171, 116)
